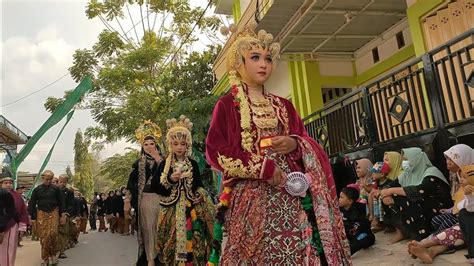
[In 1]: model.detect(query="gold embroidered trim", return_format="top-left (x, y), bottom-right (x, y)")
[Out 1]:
top-left (160, 156), bottom-right (174, 189)
top-left (159, 157), bottom-right (201, 206)
top-left (217, 153), bottom-right (263, 179)
top-left (271, 95), bottom-right (290, 135)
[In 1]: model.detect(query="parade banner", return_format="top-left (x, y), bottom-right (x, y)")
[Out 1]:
top-left (11, 76), bottom-right (92, 187)
top-left (26, 110), bottom-right (74, 198)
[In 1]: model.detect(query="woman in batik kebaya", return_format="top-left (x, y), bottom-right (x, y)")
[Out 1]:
top-left (152, 115), bottom-right (215, 265)
top-left (127, 120), bottom-right (163, 266)
top-left (205, 22), bottom-right (351, 265)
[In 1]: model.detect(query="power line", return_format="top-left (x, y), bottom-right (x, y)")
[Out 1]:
top-left (1, 73), bottom-right (69, 108)
top-left (157, 1), bottom-right (212, 72)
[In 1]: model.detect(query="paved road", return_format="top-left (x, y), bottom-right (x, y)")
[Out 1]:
top-left (16, 227), bottom-right (470, 265)
top-left (16, 230), bottom-right (138, 266)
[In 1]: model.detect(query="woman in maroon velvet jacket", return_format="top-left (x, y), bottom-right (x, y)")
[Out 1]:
top-left (205, 22), bottom-right (351, 266)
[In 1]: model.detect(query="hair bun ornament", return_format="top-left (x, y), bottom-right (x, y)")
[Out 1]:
top-left (257, 29), bottom-right (267, 41)
top-left (220, 26), bottom-right (230, 36)
top-left (166, 115), bottom-right (193, 131)
top-left (229, 23), bottom-right (237, 33)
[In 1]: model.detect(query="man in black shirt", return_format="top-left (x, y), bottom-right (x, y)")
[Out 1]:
top-left (74, 191), bottom-right (89, 236)
top-left (57, 174), bottom-right (75, 258)
top-left (28, 170), bottom-right (66, 265)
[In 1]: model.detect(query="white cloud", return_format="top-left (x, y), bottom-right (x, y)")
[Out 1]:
top-left (1, 29), bottom-right (75, 101)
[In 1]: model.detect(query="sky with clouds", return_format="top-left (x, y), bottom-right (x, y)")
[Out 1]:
top-left (1, 0), bottom-right (220, 175)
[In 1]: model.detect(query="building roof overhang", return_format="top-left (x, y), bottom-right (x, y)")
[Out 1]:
top-left (257, 0), bottom-right (407, 58)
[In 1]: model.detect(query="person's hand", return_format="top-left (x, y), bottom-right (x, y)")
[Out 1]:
top-left (363, 184), bottom-right (372, 193)
top-left (379, 188), bottom-right (392, 199)
top-left (267, 167), bottom-right (286, 187)
top-left (372, 190), bottom-right (381, 199)
top-left (368, 214), bottom-right (374, 221)
top-left (382, 195), bottom-right (394, 206)
top-left (272, 136), bottom-right (297, 155)
top-left (60, 215), bottom-right (66, 225)
top-left (171, 172), bottom-right (181, 182)
top-left (144, 145), bottom-right (161, 161)
top-left (464, 185), bottom-right (473, 195)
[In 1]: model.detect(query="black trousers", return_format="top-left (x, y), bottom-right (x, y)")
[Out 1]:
top-left (458, 209), bottom-right (474, 258)
top-left (349, 231), bottom-right (376, 255)
top-left (89, 211), bottom-right (97, 230)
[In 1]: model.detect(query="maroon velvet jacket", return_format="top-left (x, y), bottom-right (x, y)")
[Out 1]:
top-left (205, 91), bottom-right (352, 265)
top-left (205, 92), bottom-right (337, 199)
top-left (5, 190), bottom-right (30, 231)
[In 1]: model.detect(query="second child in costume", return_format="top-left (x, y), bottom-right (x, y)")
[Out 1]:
top-left (152, 115), bottom-right (215, 265)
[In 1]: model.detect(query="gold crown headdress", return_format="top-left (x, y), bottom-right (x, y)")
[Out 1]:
top-left (165, 115), bottom-right (193, 156)
top-left (135, 120), bottom-right (162, 145)
top-left (225, 21), bottom-right (280, 85)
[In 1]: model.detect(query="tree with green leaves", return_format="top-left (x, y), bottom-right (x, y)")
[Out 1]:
top-left (73, 130), bottom-right (94, 198)
top-left (45, 0), bottom-right (223, 152)
top-left (100, 149), bottom-right (140, 188)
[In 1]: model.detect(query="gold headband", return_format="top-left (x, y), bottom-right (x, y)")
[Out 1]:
top-left (135, 120), bottom-right (162, 145)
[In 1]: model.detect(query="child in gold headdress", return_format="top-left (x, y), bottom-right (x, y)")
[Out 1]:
top-left (205, 21), bottom-right (351, 265)
top-left (152, 115), bottom-right (215, 265)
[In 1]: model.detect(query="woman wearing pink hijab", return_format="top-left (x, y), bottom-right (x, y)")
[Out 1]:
top-left (355, 159), bottom-right (373, 204)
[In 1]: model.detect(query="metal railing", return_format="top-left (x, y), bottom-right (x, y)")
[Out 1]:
top-left (0, 115), bottom-right (29, 143)
top-left (303, 29), bottom-right (474, 157)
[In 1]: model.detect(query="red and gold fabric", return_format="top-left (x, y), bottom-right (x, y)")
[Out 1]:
top-left (206, 91), bottom-right (351, 265)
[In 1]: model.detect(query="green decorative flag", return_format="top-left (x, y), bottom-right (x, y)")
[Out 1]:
top-left (11, 76), bottom-right (93, 186)
top-left (26, 110), bottom-right (75, 198)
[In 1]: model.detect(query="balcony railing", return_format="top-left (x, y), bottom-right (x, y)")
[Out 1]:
top-left (303, 29), bottom-right (474, 157)
top-left (0, 115), bottom-right (29, 144)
